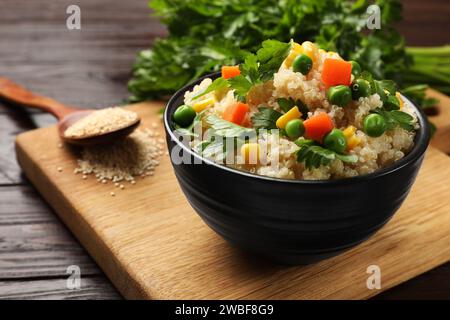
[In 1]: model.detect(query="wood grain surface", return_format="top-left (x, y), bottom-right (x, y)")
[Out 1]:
top-left (13, 101), bottom-right (450, 300)
top-left (0, 0), bottom-right (449, 299)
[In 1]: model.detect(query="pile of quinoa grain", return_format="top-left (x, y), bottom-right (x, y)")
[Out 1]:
top-left (64, 107), bottom-right (139, 139)
top-left (73, 128), bottom-right (164, 188)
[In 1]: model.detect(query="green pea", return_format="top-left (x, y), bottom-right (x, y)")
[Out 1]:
top-left (326, 85), bottom-right (352, 107)
top-left (285, 119), bottom-right (305, 139)
top-left (323, 128), bottom-right (347, 154)
top-left (351, 79), bottom-right (371, 100)
top-left (363, 114), bottom-right (387, 137)
top-left (173, 105), bottom-right (196, 128)
top-left (292, 54), bottom-right (313, 75)
top-left (350, 61), bottom-right (361, 76)
top-left (384, 95), bottom-right (400, 111)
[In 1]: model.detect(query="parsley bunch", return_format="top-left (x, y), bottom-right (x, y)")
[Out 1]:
top-left (128, 0), bottom-right (427, 102)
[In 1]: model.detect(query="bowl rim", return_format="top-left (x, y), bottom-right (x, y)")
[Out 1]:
top-left (164, 72), bottom-right (430, 186)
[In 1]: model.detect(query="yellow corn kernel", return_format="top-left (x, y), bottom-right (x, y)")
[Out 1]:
top-left (302, 41), bottom-right (318, 63)
top-left (293, 42), bottom-right (303, 53)
top-left (396, 92), bottom-right (404, 110)
top-left (347, 135), bottom-right (361, 150)
top-left (193, 97), bottom-right (215, 112)
top-left (276, 106), bottom-right (302, 129)
top-left (285, 43), bottom-right (304, 68)
top-left (241, 143), bottom-right (260, 164)
top-left (343, 125), bottom-right (357, 139)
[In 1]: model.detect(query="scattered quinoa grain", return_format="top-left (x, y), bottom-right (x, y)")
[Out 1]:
top-left (57, 167), bottom-right (63, 172)
top-left (74, 129), bottom-right (163, 185)
top-left (110, 192), bottom-right (115, 197)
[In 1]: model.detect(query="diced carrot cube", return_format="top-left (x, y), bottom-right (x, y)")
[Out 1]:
top-left (221, 66), bottom-right (241, 79)
top-left (321, 59), bottom-right (352, 86)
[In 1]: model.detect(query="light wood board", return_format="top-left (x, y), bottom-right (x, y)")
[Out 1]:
top-left (14, 92), bottom-right (450, 299)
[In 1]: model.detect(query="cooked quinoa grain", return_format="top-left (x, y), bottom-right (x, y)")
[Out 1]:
top-left (178, 40), bottom-right (418, 181)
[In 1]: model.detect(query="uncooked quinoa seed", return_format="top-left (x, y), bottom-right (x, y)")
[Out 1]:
top-left (64, 107), bottom-right (139, 139)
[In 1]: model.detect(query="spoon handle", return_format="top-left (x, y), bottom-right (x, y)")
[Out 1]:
top-left (0, 77), bottom-right (78, 119)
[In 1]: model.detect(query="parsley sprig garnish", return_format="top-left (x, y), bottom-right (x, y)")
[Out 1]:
top-left (192, 77), bottom-right (228, 100)
top-left (193, 40), bottom-right (291, 103)
top-left (359, 72), bottom-right (416, 132)
top-left (204, 114), bottom-right (255, 137)
top-left (251, 107), bottom-right (282, 130)
top-left (296, 140), bottom-right (358, 169)
top-left (371, 108), bottom-right (415, 131)
top-left (277, 97), bottom-right (309, 118)
top-left (195, 115), bottom-right (256, 160)
top-left (359, 71), bottom-right (397, 102)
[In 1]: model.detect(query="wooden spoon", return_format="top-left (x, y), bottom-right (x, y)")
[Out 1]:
top-left (0, 77), bottom-right (141, 146)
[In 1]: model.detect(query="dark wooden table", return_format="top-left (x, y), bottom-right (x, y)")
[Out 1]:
top-left (0, 0), bottom-right (449, 299)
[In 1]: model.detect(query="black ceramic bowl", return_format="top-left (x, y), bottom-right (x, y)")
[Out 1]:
top-left (164, 73), bottom-right (430, 265)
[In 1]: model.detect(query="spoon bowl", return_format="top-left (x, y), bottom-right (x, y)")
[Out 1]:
top-left (58, 110), bottom-right (141, 146)
top-left (0, 77), bottom-right (141, 146)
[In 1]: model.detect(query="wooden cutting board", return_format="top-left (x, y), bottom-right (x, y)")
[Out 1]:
top-left (15, 90), bottom-right (450, 299)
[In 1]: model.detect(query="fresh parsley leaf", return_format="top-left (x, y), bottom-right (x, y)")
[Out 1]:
top-left (204, 114), bottom-right (255, 138)
top-left (277, 98), bottom-right (296, 113)
top-left (294, 138), bottom-right (315, 147)
top-left (296, 144), bottom-right (357, 169)
top-left (200, 115), bottom-right (254, 161)
top-left (378, 80), bottom-right (397, 95)
top-left (192, 77), bottom-right (229, 100)
top-left (240, 54), bottom-right (260, 84)
top-left (277, 97), bottom-right (309, 118)
top-left (390, 110), bottom-right (415, 131)
top-left (257, 40), bottom-right (291, 82)
top-left (251, 107), bottom-right (282, 130)
top-left (227, 40), bottom-right (291, 102)
top-left (359, 71), bottom-right (397, 103)
top-left (227, 75), bottom-right (254, 102)
top-left (371, 80), bottom-right (387, 102)
top-left (372, 108), bottom-right (416, 132)
top-left (359, 71), bottom-right (373, 83)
